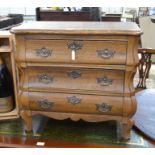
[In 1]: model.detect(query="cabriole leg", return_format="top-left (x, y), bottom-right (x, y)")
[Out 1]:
top-left (20, 110), bottom-right (32, 132)
top-left (117, 119), bottom-right (134, 140)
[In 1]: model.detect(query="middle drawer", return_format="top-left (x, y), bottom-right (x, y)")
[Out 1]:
top-left (25, 67), bottom-right (124, 94)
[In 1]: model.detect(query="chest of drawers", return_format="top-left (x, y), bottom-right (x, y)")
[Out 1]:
top-left (11, 21), bottom-right (141, 140)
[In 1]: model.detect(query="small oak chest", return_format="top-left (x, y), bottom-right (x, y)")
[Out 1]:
top-left (11, 21), bottom-right (141, 139)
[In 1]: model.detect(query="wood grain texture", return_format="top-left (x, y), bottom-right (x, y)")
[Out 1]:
top-left (31, 110), bottom-right (122, 122)
top-left (25, 39), bottom-right (127, 65)
top-left (25, 67), bottom-right (124, 94)
top-left (12, 21), bottom-right (141, 140)
top-left (20, 91), bottom-right (124, 116)
top-left (20, 110), bottom-right (32, 131)
top-left (11, 21), bottom-right (142, 35)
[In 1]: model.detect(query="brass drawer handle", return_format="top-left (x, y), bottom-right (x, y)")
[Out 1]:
top-left (96, 103), bottom-right (112, 112)
top-left (97, 49), bottom-right (115, 59)
top-left (37, 99), bottom-right (54, 109)
top-left (37, 74), bottom-right (54, 84)
top-left (67, 41), bottom-right (83, 51)
top-left (35, 47), bottom-right (52, 57)
top-left (67, 41), bottom-right (83, 61)
top-left (67, 96), bottom-right (81, 105)
top-left (67, 70), bottom-right (81, 79)
top-left (96, 76), bottom-right (113, 86)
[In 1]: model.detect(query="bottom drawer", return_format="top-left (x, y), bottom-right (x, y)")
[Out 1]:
top-left (20, 92), bottom-right (123, 116)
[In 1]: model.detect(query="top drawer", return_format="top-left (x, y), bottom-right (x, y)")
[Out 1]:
top-left (25, 39), bottom-right (127, 65)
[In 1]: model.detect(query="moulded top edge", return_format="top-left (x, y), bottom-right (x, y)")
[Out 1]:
top-left (10, 21), bottom-right (142, 36)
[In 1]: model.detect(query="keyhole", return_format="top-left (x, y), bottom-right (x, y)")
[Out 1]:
top-left (71, 50), bottom-right (76, 61)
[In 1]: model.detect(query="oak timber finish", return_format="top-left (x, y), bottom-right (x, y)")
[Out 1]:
top-left (11, 21), bottom-right (141, 140)
top-left (22, 67), bottom-right (124, 94)
top-left (25, 39), bottom-right (127, 65)
top-left (11, 21), bottom-right (141, 35)
top-left (20, 91), bottom-right (124, 116)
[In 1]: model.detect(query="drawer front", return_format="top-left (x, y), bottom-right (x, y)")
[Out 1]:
top-left (22, 92), bottom-right (123, 116)
top-left (27, 67), bottom-right (124, 94)
top-left (25, 39), bottom-right (127, 65)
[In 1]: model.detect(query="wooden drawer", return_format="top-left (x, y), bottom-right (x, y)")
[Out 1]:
top-left (21, 92), bottom-right (123, 116)
top-left (25, 39), bottom-right (127, 65)
top-left (25, 67), bottom-right (124, 94)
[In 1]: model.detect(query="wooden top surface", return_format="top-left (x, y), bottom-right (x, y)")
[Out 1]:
top-left (11, 21), bottom-right (142, 35)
